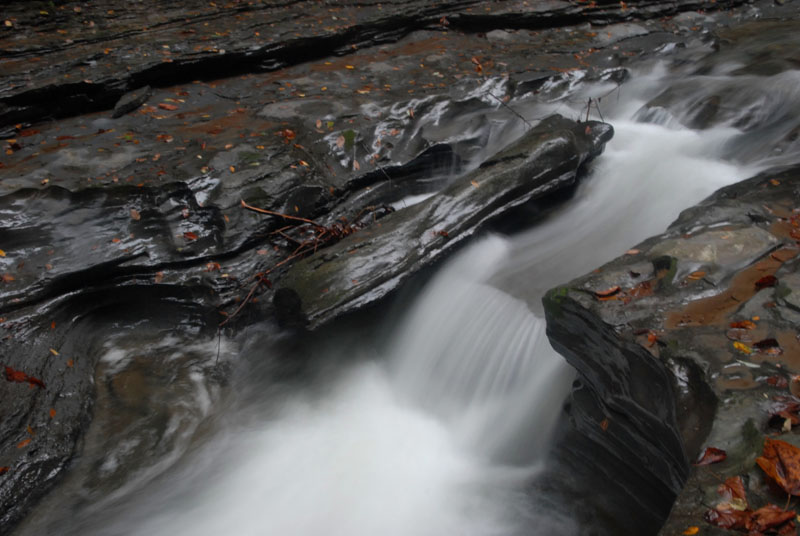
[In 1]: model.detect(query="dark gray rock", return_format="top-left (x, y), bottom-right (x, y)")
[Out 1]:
top-left (281, 115), bottom-right (613, 329)
top-left (543, 165), bottom-right (800, 535)
top-left (111, 86), bottom-right (152, 119)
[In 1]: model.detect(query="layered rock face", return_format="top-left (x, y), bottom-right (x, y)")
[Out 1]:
top-left (544, 167), bottom-right (800, 534)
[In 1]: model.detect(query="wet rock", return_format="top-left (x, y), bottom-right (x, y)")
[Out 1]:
top-left (543, 165), bottom-right (800, 534)
top-left (281, 115), bottom-right (613, 329)
top-left (111, 86), bottom-right (152, 119)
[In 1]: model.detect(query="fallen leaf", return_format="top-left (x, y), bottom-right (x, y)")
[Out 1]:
top-left (733, 341), bottom-right (753, 355)
top-left (0, 467), bottom-right (8, 475)
top-left (594, 286), bottom-right (621, 299)
top-left (703, 505), bottom-right (750, 530)
top-left (600, 418), bottom-right (609, 431)
top-left (470, 180), bottom-right (479, 188)
top-left (2, 273), bottom-right (15, 282)
top-left (17, 438), bottom-right (31, 449)
top-left (66, 359), bottom-right (73, 368)
top-left (184, 232), bottom-right (198, 241)
top-left (154, 271), bottom-right (164, 283)
top-left (625, 249), bottom-right (640, 255)
top-left (49, 408), bottom-right (56, 418)
top-left (353, 159), bottom-right (360, 171)
top-left (750, 504), bottom-right (796, 533)
top-left (130, 208), bottom-right (141, 221)
top-left (687, 270), bottom-right (706, 280)
top-left (695, 446), bottom-right (727, 466)
top-left (755, 275), bottom-right (778, 290)
top-left (4, 366), bottom-right (45, 389)
top-left (757, 437), bottom-right (800, 496)
top-left (682, 527), bottom-right (699, 536)
top-left (717, 476), bottom-right (747, 506)
top-left (49, 348), bottom-right (58, 356)
top-left (158, 103), bottom-right (179, 111)
top-left (730, 320), bottom-right (757, 330)
top-left (0, 249), bottom-right (5, 257)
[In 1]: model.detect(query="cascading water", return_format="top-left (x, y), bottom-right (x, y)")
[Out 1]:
top-left (15, 60), bottom-right (787, 536)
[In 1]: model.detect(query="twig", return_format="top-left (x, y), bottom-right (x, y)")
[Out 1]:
top-left (486, 91), bottom-right (533, 129)
top-left (240, 200), bottom-right (323, 229)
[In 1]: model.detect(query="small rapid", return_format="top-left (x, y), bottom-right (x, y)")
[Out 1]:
top-left (15, 60), bottom-right (790, 536)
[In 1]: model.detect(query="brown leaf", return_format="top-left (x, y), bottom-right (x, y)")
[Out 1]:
top-left (755, 275), bottom-right (778, 290)
top-left (695, 446), bottom-right (727, 466)
top-left (717, 476), bottom-right (747, 506)
top-left (757, 437), bottom-right (800, 495)
top-left (158, 103), bottom-right (179, 111)
top-left (749, 504), bottom-right (796, 533)
top-left (154, 271), bottom-right (164, 284)
top-left (730, 320), bottom-right (757, 330)
top-left (130, 208), bottom-right (141, 221)
top-left (703, 505), bottom-right (750, 530)
top-left (0, 467), bottom-right (8, 475)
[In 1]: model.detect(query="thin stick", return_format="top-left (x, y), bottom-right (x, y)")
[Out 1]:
top-left (486, 91), bottom-right (533, 129)
top-left (240, 200), bottom-right (323, 228)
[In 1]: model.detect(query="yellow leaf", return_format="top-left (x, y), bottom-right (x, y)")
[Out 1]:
top-left (49, 348), bottom-right (59, 356)
top-left (682, 527), bottom-right (699, 535)
top-left (733, 341), bottom-right (752, 355)
top-left (0, 249), bottom-right (5, 257)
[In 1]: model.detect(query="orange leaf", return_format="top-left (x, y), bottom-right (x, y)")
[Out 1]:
top-left (687, 270), bottom-right (706, 280)
top-left (183, 232), bottom-right (198, 241)
top-left (130, 208), bottom-right (141, 221)
top-left (695, 446), bottom-right (726, 466)
top-left (49, 408), bottom-right (56, 418)
top-left (757, 437), bottom-right (800, 496)
top-left (681, 527), bottom-right (699, 535)
top-left (733, 341), bottom-right (752, 355)
top-left (16, 438), bottom-right (31, 449)
top-left (594, 285), bottom-right (621, 298)
top-left (730, 320), bottom-right (757, 330)
top-left (158, 103), bottom-right (178, 111)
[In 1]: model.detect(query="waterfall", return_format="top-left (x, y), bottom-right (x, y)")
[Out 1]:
top-left (15, 61), bottom-right (777, 536)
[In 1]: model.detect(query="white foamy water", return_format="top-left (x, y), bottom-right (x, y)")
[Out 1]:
top-left (17, 63), bottom-right (784, 536)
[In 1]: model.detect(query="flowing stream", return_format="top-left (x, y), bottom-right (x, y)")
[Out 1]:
top-left (16, 58), bottom-right (794, 535)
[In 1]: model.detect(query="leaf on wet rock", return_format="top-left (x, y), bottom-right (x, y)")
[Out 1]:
top-left (757, 437), bottom-right (800, 496)
top-left (594, 285), bottom-right (621, 300)
top-left (4, 366), bottom-right (45, 389)
top-left (730, 320), bottom-right (757, 330)
top-left (130, 208), bottom-right (141, 221)
top-left (695, 446), bottom-right (727, 465)
top-left (183, 232), bottom-right (198, 241)
top-left (158, 103), bottom-right (179, 111)
top-left (755, 275), bottom-right (778, 290)
top-left (768, 396), bottom-right (800, 430)
top-left (717, 476), bottom-right (747, 508)
top-left (733, 341), bottom-right (753, 355)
